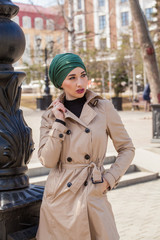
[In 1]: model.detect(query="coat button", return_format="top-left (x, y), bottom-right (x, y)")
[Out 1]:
top-left (67, 182), bottom-right (72, 187)
top-left (67, 157), bottom-right (72, 162)
top-left (59, 133), bottom-right (64, 138)
top-left (66, 130), bottom-right (71, 135)
top-left (85, 154), bottom-right (90, 160)
top-left (85, 128), bottom-right (90, 133)
top-left (84, 180), bottom-right (88, 186)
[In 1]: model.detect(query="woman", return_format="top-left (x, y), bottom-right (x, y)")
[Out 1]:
top-left (36, 53), bottom-right (135, 240)
top-left (143, 83), bottom-right (151, 111)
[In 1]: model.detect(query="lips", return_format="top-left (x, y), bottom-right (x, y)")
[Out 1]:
top-left (76, 88), bottom-right (85, 94)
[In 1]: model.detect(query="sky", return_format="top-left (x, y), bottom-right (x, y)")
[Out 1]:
top-left (12, 0), bottom-right (58, 7)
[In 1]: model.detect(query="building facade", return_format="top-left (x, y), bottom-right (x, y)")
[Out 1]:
top-left (13, 2), bottom-right (65, 67)
top-left (13, 1), bottom-right (157, 65)
top-left (116, 0), bottom-right (156, 47)
top-left (64, 0), bottom-right (156, 52)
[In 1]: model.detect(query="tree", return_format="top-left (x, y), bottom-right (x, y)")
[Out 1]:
top-left (151, 0), bottom-right (160, 70)
top-left (56, 0), bottom-right (76, 52)
top-left (129, 0), bottom-right (160, 104)
top-left (77, 47), bottom-right (109, 94)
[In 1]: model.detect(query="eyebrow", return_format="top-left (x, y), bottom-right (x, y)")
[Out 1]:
top-left (68, 71), bottom-right (86, 77)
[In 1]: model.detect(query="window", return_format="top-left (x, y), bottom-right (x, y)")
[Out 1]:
top-left (121, 12), bottom-right (129, 26)
top-left (78, 41), bottom-right (84, 49)
top-left (35, 17), bottom-right (43, 30)
top-left (121, 0), bottom-right (128, 3)
top-left (145, 8), bottom-right (153, 21)
top-left (98, 0), bottom-right (105, 7)
top-left (46, 19), bottom-right (54, 30)
top-left (78, 18), bottom-right (83, 31)
top-left (99, 15), bottom-right (106, 30)
top-left (35, 36), bottom-right (42, 63)
top-left (100, 38), bottom-right (106, 50)
top-left (77, 0), bottom-right (82, 10)
top-left (22, 16), bottom-right (31, 28)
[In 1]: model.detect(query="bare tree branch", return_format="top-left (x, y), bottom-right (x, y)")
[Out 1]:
top-left (129, 0), bottom-right (160, 103)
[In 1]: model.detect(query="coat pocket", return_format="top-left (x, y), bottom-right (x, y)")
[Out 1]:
top-left (94, 180), bottom-right (108, 196)
top-left (44, 169), bottom-right (57, 199)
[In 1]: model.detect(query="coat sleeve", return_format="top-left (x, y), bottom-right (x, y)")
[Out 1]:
top-left (103, 100), bottom-right (135, 189)
top-left (38, 110), bottom-right (68, 168)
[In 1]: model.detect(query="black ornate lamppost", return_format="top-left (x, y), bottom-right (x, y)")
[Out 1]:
top-left (0, 1), bottom-right (44, 239)
top-left (36, 41), bottom-right (53, 110)
top-left (151, 103), bottom-right (160, 143)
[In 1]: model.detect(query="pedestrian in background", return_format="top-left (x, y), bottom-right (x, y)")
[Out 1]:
top-left (36, 53), bottom-right (135, 240)
top-left (143, 83), bottom-right (151, 111)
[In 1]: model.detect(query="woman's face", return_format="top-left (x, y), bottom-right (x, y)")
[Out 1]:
top-left (61, 67), bottom-right (88, 100)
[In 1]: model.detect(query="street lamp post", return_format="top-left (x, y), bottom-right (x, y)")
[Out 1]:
top-left (0, 1), bottom-right (44, 239)
top-left (36, 44), bottom-right (53, 110)
top-left (44, 47), bottom-right (50, 95)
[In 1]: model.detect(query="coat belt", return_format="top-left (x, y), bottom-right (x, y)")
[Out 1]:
top-left (62, 162), bottom-right (103, 194)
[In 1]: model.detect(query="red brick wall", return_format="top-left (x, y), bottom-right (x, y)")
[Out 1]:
top-left (108, 0), bottom-right (117, 49)
top-left (85, 0), bottom-right (95, 49)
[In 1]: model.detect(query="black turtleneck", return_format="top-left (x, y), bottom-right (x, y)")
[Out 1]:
top-left (64, 95), bottom-right (86, 118)
top-left (55, 95), bottom-right (86, 126)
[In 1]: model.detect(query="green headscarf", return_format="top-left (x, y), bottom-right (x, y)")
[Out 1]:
top-left (49, 53), bottom-right (86, 89)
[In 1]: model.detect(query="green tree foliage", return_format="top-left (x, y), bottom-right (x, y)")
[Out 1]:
top-left (112, 68), bottom-right (128, 97)
top-left (77, 47), bottom-right (109, 93)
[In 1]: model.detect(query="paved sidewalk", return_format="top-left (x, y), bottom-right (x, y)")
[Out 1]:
top-left (108, 179), bottom-right (160, 240)
top-left (22, 107), bottom-right (160, 240)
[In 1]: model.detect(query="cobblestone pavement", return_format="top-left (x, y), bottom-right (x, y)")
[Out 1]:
top-left (108, 179), bottom-right (160, 240)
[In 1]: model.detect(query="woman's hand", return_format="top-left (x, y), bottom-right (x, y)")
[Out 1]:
top-left (103, 178), bottom-right (110, 190)
top-left (52, 100), bottom-right (66, 121)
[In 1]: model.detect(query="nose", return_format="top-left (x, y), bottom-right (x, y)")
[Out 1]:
top-left (77, 77), bottom-right (83, 87)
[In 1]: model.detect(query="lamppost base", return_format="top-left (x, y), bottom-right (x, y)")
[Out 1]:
top-left (111, 97), bottom-right (123, 111)
top-left (36, 95), bottom-right (52, 110)
top-left (151, 104), bottom-right (160, 141)
top-left (0, 184), bottom-right (44, 240)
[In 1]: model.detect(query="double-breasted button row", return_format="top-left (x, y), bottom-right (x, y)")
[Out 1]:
top-left (67, 155), bottom-right (90, 162)
top-left (66, 129), bottom-right (90, 134)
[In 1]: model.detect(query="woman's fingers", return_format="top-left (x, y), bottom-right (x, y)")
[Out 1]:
top-left (55, 102), bottom-right (66, 113)
top-left (52, 100), bottom-right (66, 121)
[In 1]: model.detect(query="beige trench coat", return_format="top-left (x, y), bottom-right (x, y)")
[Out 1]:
top-left (36, 89), bottom-right (135, 240)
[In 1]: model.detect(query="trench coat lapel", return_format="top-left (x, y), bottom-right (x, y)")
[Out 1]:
top-left (64, 103), bottom-right (97, 127)
top-left (58, 89), bottom-right (101, 127)
top-left (79, 103), bottom-right (97, 126)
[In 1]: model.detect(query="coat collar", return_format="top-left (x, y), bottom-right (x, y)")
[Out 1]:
top-left (48, 89), bottom-right (103, 127)
top-left (65, 89), bottom-right (103, 127)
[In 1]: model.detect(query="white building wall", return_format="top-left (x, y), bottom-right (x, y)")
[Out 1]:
top-left (116, 0), bottom-right (156, 47)
top-left (93, 0), bottom-right (110, 49)
top-left (72, 0), bottom-right (86, 51)
top-left (116, 0), bottom-right (131, 47)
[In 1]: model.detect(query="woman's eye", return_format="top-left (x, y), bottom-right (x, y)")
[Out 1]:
top-left (81, 74), bottom-right (87, 78)
top-left (69, 77), bottom-right (75, 80)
